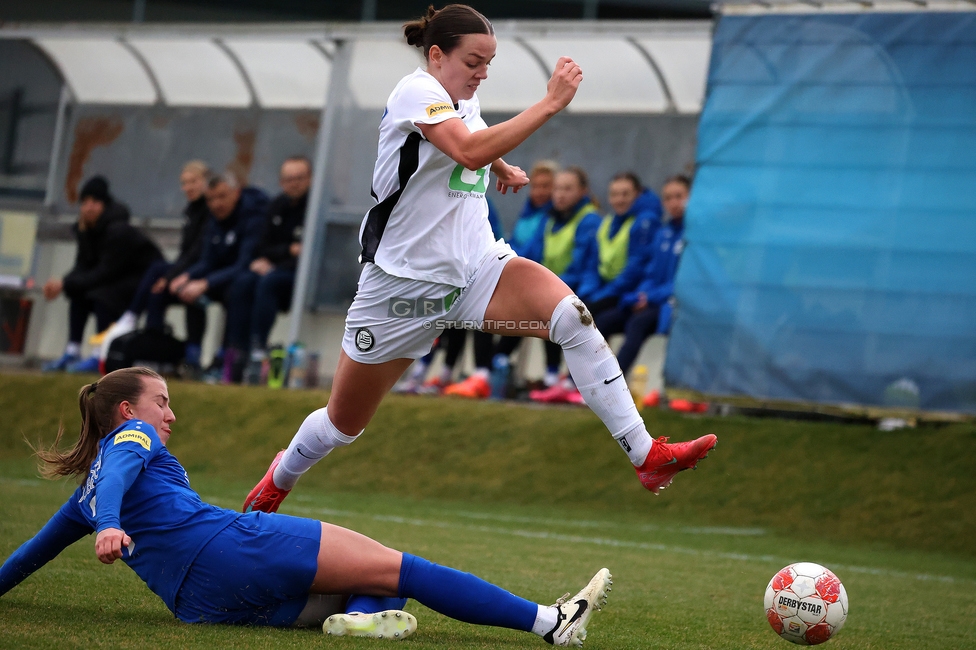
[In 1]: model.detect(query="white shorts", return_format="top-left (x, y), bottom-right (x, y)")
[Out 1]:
top-left (342, 239), bottom-right (516, 364)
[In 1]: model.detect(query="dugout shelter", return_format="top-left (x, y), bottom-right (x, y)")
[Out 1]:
top-left (0, 20), bottom-right (711, 372)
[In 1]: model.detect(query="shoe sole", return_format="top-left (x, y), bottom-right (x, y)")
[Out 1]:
top-left (323, 611), bottom-right (417, 640)
top-left (563, 568), bottom-right (613, 647)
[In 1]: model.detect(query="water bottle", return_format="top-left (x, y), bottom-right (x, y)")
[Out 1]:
top-left (630, 364), bottom-right (648, 407)
top-left (267, 346), bottom-right (286, 389)
top-left (305, 352), bottom-right (320, 389)
top-left (287, 343), bottom-right (307, 389)
top-left (490, 354), bottom-right (510, 400)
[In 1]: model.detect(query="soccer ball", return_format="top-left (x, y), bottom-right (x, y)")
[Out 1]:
top-left (764, 562), bottom-right (848, 645)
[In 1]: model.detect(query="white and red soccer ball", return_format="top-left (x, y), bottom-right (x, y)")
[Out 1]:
top-left (764, 562), bottom-right (848, 645)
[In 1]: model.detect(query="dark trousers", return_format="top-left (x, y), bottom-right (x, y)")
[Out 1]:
top-left (441, 328), bottom-right (466, 369)
top-left (594, 303), bottom-right (661, 376)
top-left (495, 335), bottom-right (563, 373)
top-left (68, 297), bottom-right (119, 345)
top-left (129, 260), bottom-right (171, 315)
top-left (145, 285), bottom-right (209, 347)
top-left (440, 328), bottom-right (494, 370)
top-left (65, 272), bottom-right (143, 344)
top-left (225, 268), bottom-right (295, 351)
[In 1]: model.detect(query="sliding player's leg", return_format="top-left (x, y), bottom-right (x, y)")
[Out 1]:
top-left (483, 257), bottom-right (716, 494)
top-left (311, 522), bottom-right (611, 645)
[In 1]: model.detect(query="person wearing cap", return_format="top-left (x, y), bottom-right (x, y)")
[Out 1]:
top-left (98, 161), bottom-right (212, 374)
top-left (42, 176), bottom-right (163, 373)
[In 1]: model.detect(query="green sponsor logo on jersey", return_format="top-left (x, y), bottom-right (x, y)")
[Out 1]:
top-left (449, 164), bottom-right (488, 194)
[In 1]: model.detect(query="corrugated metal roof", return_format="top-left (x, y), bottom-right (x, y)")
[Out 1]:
top-left (10, 21), bottom-right (714, 113)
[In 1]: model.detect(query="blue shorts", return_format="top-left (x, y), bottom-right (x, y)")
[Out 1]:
top-left (175, 512), bottom-right (321, 626)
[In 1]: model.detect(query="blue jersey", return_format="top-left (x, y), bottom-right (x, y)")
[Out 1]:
top-left (48, 420), bottom-right (237, 614)
top-left (620, 219), bottom-right (686, 314)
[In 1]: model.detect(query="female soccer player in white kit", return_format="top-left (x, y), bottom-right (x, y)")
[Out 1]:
top-left (244, 4), bottom-right (716, 514)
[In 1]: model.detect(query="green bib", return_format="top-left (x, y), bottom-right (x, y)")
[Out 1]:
top-left (542, 203), bottom-right (596, 276)
top-left (596, 215), bottom-right (634, 281)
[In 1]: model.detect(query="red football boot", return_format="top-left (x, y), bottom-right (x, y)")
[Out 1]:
top-left (443, 374), bottom-right (491, 399)
top-left (529, 383), bottom-right (584, 404)
top-left (635, 434), bottom-right (717, 495)
top-left (242, 450), bottom-right (291, 513)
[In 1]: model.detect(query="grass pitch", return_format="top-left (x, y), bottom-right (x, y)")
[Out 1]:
top-left (1, 373), bottom-right (975, 649)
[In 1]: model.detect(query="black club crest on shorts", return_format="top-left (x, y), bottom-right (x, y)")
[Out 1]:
top-left (354, 327), bottom-right (375, 352)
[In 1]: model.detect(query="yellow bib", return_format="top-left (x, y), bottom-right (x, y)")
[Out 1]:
top-left (542, 203), bottom-right (596, 275)
top-left (596, 215), bottom-right (634, 281)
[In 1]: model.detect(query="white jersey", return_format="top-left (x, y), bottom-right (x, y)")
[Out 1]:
top-left (359, 68), bottom-right (495, 288)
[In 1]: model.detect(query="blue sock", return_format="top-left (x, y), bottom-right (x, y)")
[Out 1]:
top-left (345, 595), bottom-right (408, 614)
top-left (397, 553), bottom-right (537, 631)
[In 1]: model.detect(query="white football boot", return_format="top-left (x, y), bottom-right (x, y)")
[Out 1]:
top-left (543, 568), bottom-right (612, 647)
top-left (323, 610), bottom-right (417, 641)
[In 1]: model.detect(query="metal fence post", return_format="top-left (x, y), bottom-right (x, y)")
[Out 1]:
top-left (287, 38), bottom-right (353, 347)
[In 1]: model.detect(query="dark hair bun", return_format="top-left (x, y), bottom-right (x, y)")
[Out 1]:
top-left (404, 5), bottom-right (437, 49)
top-left (402, 4), bottom-right (493, 57)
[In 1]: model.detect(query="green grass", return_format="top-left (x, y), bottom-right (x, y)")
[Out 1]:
top-left (1, 373), bottom-right (975, 649)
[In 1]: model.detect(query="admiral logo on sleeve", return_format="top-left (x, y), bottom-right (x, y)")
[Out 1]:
top-left (426, 102), bottom-right (455, 118)
top-left (115, 430), bottom-right (152, 452)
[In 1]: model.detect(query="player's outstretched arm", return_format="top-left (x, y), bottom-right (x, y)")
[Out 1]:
top-left (421, 56), bottom-right (583, 171)
top-left (95, 528), bottom-right (132, 565)
top-left (90, 434), bottom-right (153, 562)
top-left (0, 504), bottom-right (92, 596)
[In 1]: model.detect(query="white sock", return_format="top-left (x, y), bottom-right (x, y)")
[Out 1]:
top-left (438, 366), bottom-right (453, 383)
top-left (65, 342), bottom-right (81, 356)
top-left (272, 408), bottom-right (358, 490)
top-left (549, 295), bottom-right (654, 466)
top-left (544, 370), bottom-right (559, 387)
top-left (531, 605), bottom-right (559, 637)
top-left (117, 311), bottom-right (137, 330)
top-left (614, 422), bottom-right (653, 466)
top-left (472, 367), bottom-right (490, 380)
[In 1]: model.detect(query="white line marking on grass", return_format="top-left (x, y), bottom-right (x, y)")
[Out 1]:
top-left (450, 510), bottom-right (766, 537)
top-left (290, 494), bottom-right (766, 536)
top-left (289, 504), bottom-right (976, 587)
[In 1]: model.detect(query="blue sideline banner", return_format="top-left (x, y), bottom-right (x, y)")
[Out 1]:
top-left (664, 12), bottom-right (976, 413)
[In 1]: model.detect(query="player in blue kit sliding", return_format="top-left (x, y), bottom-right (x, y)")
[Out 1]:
top-left (0, 367), bottom-right (610, 645)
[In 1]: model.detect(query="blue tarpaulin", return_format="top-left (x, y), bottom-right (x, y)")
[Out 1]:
top-left (664, 12), bottom-right (976, 413)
